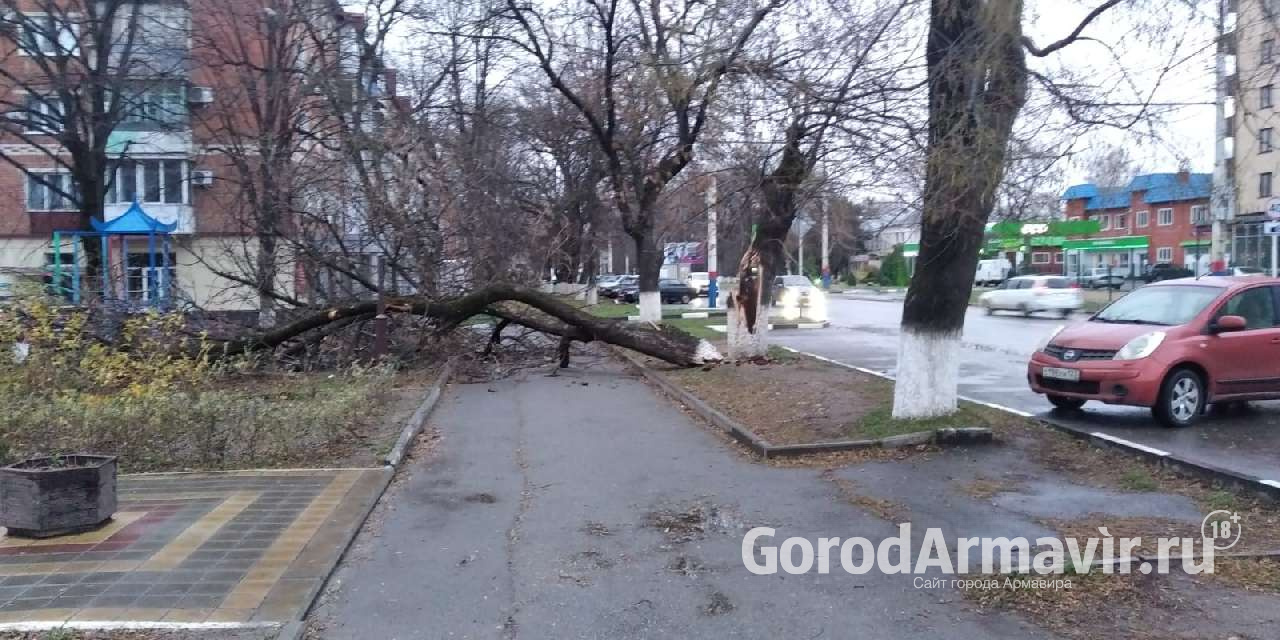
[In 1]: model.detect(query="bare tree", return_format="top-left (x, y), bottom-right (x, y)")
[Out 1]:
top-left (499, 0), bottom-right (785, 322)
top-left (892, 0), bottom-right (1192, 418)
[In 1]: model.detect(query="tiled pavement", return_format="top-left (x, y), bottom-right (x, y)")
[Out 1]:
top-left (0, 468), bottom-right (390, 628)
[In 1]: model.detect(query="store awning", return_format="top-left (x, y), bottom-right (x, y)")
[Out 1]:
top-left (1180, 239), bottom-right (1211, 247)
top-left (1062, 235), bottom-right (1149, 252)
top-left (902, 242), bottom-right (919, 258)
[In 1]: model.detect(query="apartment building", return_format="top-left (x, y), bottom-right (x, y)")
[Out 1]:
top-left (1223, 0), bottom-right (1280, 271)
top-left (0, 0), bottom-right (397, 313)
top-left (1061, 172), bottom-right (1214, 276)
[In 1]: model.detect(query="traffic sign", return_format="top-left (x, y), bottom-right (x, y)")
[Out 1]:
top-left (1268, 198), bottom-right (1280, 220)
top-left (1265, 221), bottom-right (1280, 235)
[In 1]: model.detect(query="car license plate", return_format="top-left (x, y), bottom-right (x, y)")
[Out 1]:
top-left (1042, 367), bottom-right (1080, 382)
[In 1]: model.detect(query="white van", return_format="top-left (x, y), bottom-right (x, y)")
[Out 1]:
top-left (974, 258), bottom-right (1012, 287)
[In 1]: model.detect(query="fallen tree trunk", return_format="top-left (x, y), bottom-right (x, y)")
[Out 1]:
top-left (215, 284), bottom-right (722, 367)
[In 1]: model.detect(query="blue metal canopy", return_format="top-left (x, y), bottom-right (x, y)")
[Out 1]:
top-left (89, 201), bottom-right (177, 234)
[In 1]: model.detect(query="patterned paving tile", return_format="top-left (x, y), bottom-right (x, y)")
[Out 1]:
top-left (0, 468), bottom-right (390, 627)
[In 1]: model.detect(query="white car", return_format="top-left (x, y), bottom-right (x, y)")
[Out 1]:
top-left (686, 271), bottom-right (711, 295)
top-left (978, 275), bottom-right (1083, 318)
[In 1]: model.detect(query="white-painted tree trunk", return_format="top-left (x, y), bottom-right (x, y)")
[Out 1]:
top-left (585, 286), bottom-right (598, 306)
top-left (727, 296), bottom-right (770, 359)
top-left (637, 291), bottom-right (662, 323)
top-left (891, 329), bottom-right (961, 419)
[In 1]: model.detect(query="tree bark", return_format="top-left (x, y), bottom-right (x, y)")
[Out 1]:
top-left (214, 284), bottom-right (721, 367)
top-left (893, 0), bottom-right (1028, 418)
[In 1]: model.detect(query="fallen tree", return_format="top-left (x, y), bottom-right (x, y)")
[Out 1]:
top-left (215, 284), bottom-right (723, 367)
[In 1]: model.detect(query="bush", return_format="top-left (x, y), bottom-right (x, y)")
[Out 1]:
top-left (879, 245), bottom-right (910, 287)
top-left (0, 295), bottom-right (391, 471)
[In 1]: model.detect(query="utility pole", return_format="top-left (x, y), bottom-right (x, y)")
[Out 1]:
top-left (1211, 0), bottom-right (1235, 263)
top-left (706, 175), bottom-right (719, 307)
top-left (820, 198), bottom-right (831, 289)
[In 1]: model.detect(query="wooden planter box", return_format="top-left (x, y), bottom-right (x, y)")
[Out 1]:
top-left (0, 455), bottom-right (117, 539)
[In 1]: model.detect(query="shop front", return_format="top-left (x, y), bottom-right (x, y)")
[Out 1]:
top-left (1062, 235), bottom-right (1150, 279)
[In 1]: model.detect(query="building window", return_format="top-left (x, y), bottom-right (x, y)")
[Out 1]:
top-left (1266, 39), bottom-right (1277, 65)
top-left (125, 252), bottom-right (178, 303)
top-left (1136, 210), bottom-right (1149, 227)
top-left (1265, 85), bottom-right (1275, 110)
top-left (1157, 208), bottom-right (1174, 226)
top-left (1191, 205), bottom-right (1210, 224)
top-left (120, 88), bottom-right (187, 126)
top-left (1032, 252), bottom-right (1050, 265)
top-left (17, 14), bottom-right (79, 57)
top-left (1156, 247), bottom-right (1173, 263)
top-left (22, 94), bottom-right (63, 133)
top-left (1114, 213), bottom-right (1128, 230)
top-left (26, 172), bottom-right (77, 211)
top-left (1098, 214), bottom-right (1110, 230)
top-left (1054, 253), bottom-right (1064, 264)
top-left (1263, 128), bottom-right (1274, 153)
top-left (106, 159), bottom-right (188, 205)
top-left (1262, 172), bottom-right (1274, 198)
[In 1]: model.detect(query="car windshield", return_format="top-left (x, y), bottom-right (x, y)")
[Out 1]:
top-left (1045, 278), bottom-right (1069, 289)
top-left (1092, 285), bottom-right (1221, 326)
top-left (781, 276), bottom-right (811, 287)
top-left (1237, 267), bottom-right (1263, 274)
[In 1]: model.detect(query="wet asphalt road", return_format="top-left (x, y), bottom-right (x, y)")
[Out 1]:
top-left (771, 295), bottom-right (1280, 484)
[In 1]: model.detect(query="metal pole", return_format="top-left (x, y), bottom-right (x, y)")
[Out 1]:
top-left (705, 176), bottom-right (719, 308)
top-left (51, 231), bottom-right (62, 299)
top-left (1272, 234), bottom-right (1278, 278)
top-left (100, 235), bottom-right (109, 300)
top-left (71, 236), bottom-right (80, 304)
top-left (821, 199), bottom-right (831, 289)
top-left (373, 257), bottom-right (388, 360)
top-left (797, 231), bottom-right (805, 277)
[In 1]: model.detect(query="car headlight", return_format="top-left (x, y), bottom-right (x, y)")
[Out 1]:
top-left (1114, 331), bottom-right (1166, 361)
top-left (1036, 325), bottom-right (1065, 352)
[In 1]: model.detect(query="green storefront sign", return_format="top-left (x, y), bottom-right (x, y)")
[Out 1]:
top-left (1061, 235), bottom-right (1150, 251)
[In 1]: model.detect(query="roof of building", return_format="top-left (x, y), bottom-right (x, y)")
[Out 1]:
top-left (90, 202), bottom-right (177, 234)
top-left (1061, 172), bottom-right (1211, 210)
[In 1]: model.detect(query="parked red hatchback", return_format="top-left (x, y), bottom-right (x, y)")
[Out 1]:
top-left (1027, 276), bottom-right (1279, 428)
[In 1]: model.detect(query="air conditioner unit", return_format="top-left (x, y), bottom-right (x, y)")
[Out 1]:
top-left (188, 87), bottom-right (214, 105)
top-left (191, 170), bottom-right (213, 187)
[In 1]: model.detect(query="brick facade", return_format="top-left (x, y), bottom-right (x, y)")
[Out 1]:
top-left (1061, 172), bottom-right (1213, 276)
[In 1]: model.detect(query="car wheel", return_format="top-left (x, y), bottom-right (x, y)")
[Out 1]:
top-left (680, 294), bottom-right (690, 304)
top-left (1020, 303), bottom-right (1032, 317)
top-left (1047, 394), bottom-right (1086, 411)
top-left (1058, 308), bottom-right (1071, 319)
top-left (1152, 368), bottom-right (1205, 428)
top-left (984, 301), bottom-right (994, 316)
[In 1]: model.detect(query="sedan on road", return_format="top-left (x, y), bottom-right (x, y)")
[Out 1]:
top-left (600, 275), bottom-right (637, 298)
top-left (978, 276), bottom-right (1083, 318)
top-left (620, 279), bottom-right (698, 304)
top-left (1027, 276), bottom-right (1280, 428)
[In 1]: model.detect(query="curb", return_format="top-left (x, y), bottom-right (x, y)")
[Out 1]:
top-left (278, 359), bottom-right (457, 640)
top-left (611, 348), bottom-right (992, 459)
top-left (779, 347), bottom-right (1280, 501)
top-left (707, 321), bottom-right (829, 333)
top-left (384, 358), bottom-right (456, 467)
top-left (626, 310), bottom-right (728, 321)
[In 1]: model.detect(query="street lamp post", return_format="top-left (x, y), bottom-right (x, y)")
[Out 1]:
top-left (706, 176), bottom-right (719, 308)
top-left (821, 199), bottom-right (831, 289)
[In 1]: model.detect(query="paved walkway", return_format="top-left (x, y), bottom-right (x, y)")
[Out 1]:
top-left (308, 358), bottom-right (1050, 639)
top-left (0, 468), bottom-right (389, 628)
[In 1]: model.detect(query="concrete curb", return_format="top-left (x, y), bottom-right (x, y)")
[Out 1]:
top-left (626, 310), bottom-right (728, 321)
top-left (611, 348), bottom-right (992, 459)
top-left (383, 358), bottom-right (456, 467)
top-left (778, 346), bottom-right (1280, 501)
top-left (278, 360), bottom-right (457, 639)
top-left (707, 321), bottom-right (829, 333)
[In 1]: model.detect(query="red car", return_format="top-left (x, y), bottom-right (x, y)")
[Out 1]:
top-left (1027, 276), bottom-right (1279, 428)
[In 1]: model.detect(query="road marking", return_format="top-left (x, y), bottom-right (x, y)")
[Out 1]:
top-left (1262, 480), bottom-right (1280, 489)
top-left (682, 312), bottom-right (709, 319)
top-left (1089, 432), bottom-right (1170, 457)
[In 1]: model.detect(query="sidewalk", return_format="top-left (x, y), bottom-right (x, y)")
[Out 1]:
top-left (304, 353), bottom-right (1280, 639)
top-left (304, 356), bottom-right (1044, 639)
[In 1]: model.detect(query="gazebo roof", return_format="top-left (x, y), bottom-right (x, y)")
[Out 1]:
top-left (90, 202), bottom-right (177, 234)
